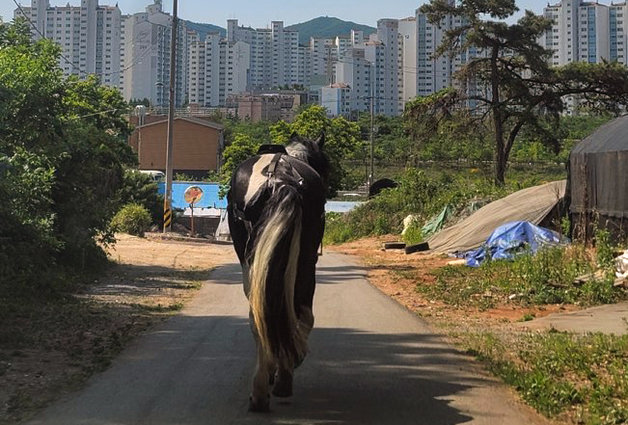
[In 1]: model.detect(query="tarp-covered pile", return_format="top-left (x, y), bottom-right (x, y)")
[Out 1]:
top-left (461, 221), bottom-right (567, 267)
top-left (427, 180), bottom-right (566, 254)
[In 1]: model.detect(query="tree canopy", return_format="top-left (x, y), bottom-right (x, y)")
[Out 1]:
top-left (412, 0), bottom-right (628, 184)
top-left (1, 19), bottom-right (135, 291)
top-left (270, 105), bottom-right (362, 197)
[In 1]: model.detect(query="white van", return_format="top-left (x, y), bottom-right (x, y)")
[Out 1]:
top-left (139, 170), bottom-right (165, 182)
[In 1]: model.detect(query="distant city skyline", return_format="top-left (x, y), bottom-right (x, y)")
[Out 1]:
top-left (4, 0), bottom-right (542, 29)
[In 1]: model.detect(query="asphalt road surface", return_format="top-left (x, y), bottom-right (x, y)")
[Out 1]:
top-left (26, 252), bottom-right (545, 425)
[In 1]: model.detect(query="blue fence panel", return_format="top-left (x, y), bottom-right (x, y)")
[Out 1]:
top-left (157, 182), bottom-right (227, 210)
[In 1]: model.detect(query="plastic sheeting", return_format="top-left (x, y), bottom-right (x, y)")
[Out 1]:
top-left (421, 204), bottom-right (453, 238)
top-left (462, 221), bottom-right (567, 267)
top-left (214, 209), bottom-right (231, 241)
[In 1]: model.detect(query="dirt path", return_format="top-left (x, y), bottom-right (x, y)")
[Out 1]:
top-left (0, 234), bottom-right (234, 425)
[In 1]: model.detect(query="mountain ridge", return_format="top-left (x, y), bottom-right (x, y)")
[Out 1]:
top-left (182, 17), bottom-right (376, 45)
top-left (286, 16), bottom-right (376, 44)
top-left (184, 20), bottom-right (226, 38)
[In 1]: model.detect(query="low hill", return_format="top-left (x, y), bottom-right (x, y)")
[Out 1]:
top-left (184, 20), bottom-right (226, 38)
top-left (286, 16), bottom-right (376, 44)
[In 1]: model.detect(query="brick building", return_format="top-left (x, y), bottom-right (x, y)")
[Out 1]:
top-left (128, 117), bottom-right (224, 179)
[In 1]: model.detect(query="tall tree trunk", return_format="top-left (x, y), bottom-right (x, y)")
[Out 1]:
top-left (490, 47), bottom-right (506, 186)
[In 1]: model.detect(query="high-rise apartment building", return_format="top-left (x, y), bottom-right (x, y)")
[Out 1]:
top-left (543, 0), bottom-right (611, 66)
top-left (415, 8), bottom-right (455, 97)
top-left (187, 32), bottom-right (250, 107)
top-left (332, 47), bottom-right (373, 115)
top-left (14, 0), bottom-right (122, 88)
top-left (227, 19), bottom-right (304, 90)
top-left (372, 19), bottom-right (403, 116)
top-left (121, 0), bottom-right (189, 107)
top-left (610, 3), bottom-right (628, 65)
top-left (309, 37), bottom-right (336, 86)
top-left (398, 17), bottom-right (417, 104)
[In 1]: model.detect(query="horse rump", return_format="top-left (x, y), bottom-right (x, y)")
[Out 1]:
top-left (248, 184), bottom-right (307, 369)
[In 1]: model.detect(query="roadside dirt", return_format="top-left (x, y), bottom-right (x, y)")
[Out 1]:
top-left (0, 234), bottom-right (234, 425)
top-left (330, 236), bottom-right (575, 330)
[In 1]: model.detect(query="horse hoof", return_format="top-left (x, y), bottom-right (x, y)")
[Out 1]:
top-left (248, 395), bottom-right (270, 412)
top-left (272, 377), bottom-right (293, 398)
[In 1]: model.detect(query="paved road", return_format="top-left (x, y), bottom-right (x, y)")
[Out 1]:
top-left (518, 301), bottom-right (628, 335)
top-left (26, 252), bottom-right (545, 425)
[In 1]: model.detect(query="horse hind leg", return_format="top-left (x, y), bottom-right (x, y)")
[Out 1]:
top-left (272, 365), bottom-right (293, 398)
top-left (272, 306), bottom-right (314, 398)
top-left (249, 337), bottom-right (273, 412)
top-left (249, 313), bottom-right (273, 412)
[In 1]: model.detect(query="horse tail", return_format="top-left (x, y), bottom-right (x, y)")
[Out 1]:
top-left (248, 184), bottom-right (306, 368)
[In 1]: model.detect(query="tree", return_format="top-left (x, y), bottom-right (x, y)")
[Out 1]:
top-left (221, 133), bottom-right (262, 183)
top-left (415, 0), bottom-right (628, 184)
top-left (0, 19), bottom-right (134, 290)
top-left (270, 105), bottom-right (362, 197)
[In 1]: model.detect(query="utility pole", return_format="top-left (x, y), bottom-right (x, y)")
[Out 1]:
top-left (163, 0), bottom-right (178, 233)
top-left (368, 64), bottom-right (375, 188)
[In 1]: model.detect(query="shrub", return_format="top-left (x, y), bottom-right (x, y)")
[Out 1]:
top-left (111, 204), bottom-right (152, 237)
top-left (324, 168), bottom-right (509, 244)
top-left (402, 219), bottom-right (423, 245)
top-left (117, 170), bottom-right (162, 226)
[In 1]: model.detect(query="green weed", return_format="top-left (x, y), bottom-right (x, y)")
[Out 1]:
top-left (459, 331), bottom-right (628, 424)
top-left (421, 245), bottom-right (626, 308)
top-left (130, 303), bottom-right (184, 313)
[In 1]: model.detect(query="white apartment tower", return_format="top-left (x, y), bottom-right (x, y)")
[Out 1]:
top-left (187, 33), bottom-right (250, 107)
top-left (610, 3), bottom-right (628, 65)
top-left (14, 0), bottom-right (122, 87)
top-left (415, 7), bottom-right (455, 97)
top-left (579, 3), bottom-right (610, 63)
top-left (121, 0), bottom-right (188, 107)
top-left (372, 19), bottom-right (403, 116)
top-left (227, 19), bottom-right (303, 90)
top-left (398, 17), bottom-right (417, 104)
top-left (331, 47), bottom-right (373, 115)
top-left (310, 37), bottom-right (336, 86)
top-left (543, 0), bottom-right (611, 66)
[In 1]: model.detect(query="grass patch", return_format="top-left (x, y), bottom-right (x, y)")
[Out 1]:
top-left (130, 302), bottom-right (184, 313)
top-left (459, 331), bottom-right (628, 424)
top-left (419, 245), bottom-right (626, 309)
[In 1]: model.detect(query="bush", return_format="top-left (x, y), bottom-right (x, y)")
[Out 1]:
top-left (402, 220), bottom-right (423, 245)
top-left (117, 170), bottom-right (162, 226)
top-left (111, 204), bottom-right (152, 237)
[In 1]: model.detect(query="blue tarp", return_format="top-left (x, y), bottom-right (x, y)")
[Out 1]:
top-left (157, 182), bottom-right (227, 210)
top-left (462, 221), bottom-right (568, 267)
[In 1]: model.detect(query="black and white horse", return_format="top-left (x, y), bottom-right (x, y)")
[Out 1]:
top-left (227, 134), bottom-right (329, 412)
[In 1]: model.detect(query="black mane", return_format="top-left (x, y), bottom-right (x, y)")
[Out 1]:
top-left (285, 135), bottom-right (330, 189)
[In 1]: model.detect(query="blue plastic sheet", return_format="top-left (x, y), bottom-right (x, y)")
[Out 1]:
top-left (462, 221), bottom-right (568, 267)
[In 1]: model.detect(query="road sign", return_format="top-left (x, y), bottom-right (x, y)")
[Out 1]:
top-left (184, 186), bottom-right (203, 205)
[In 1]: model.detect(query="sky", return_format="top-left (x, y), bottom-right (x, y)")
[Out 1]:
top-left (4, 0), bottom-right (544, 28)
